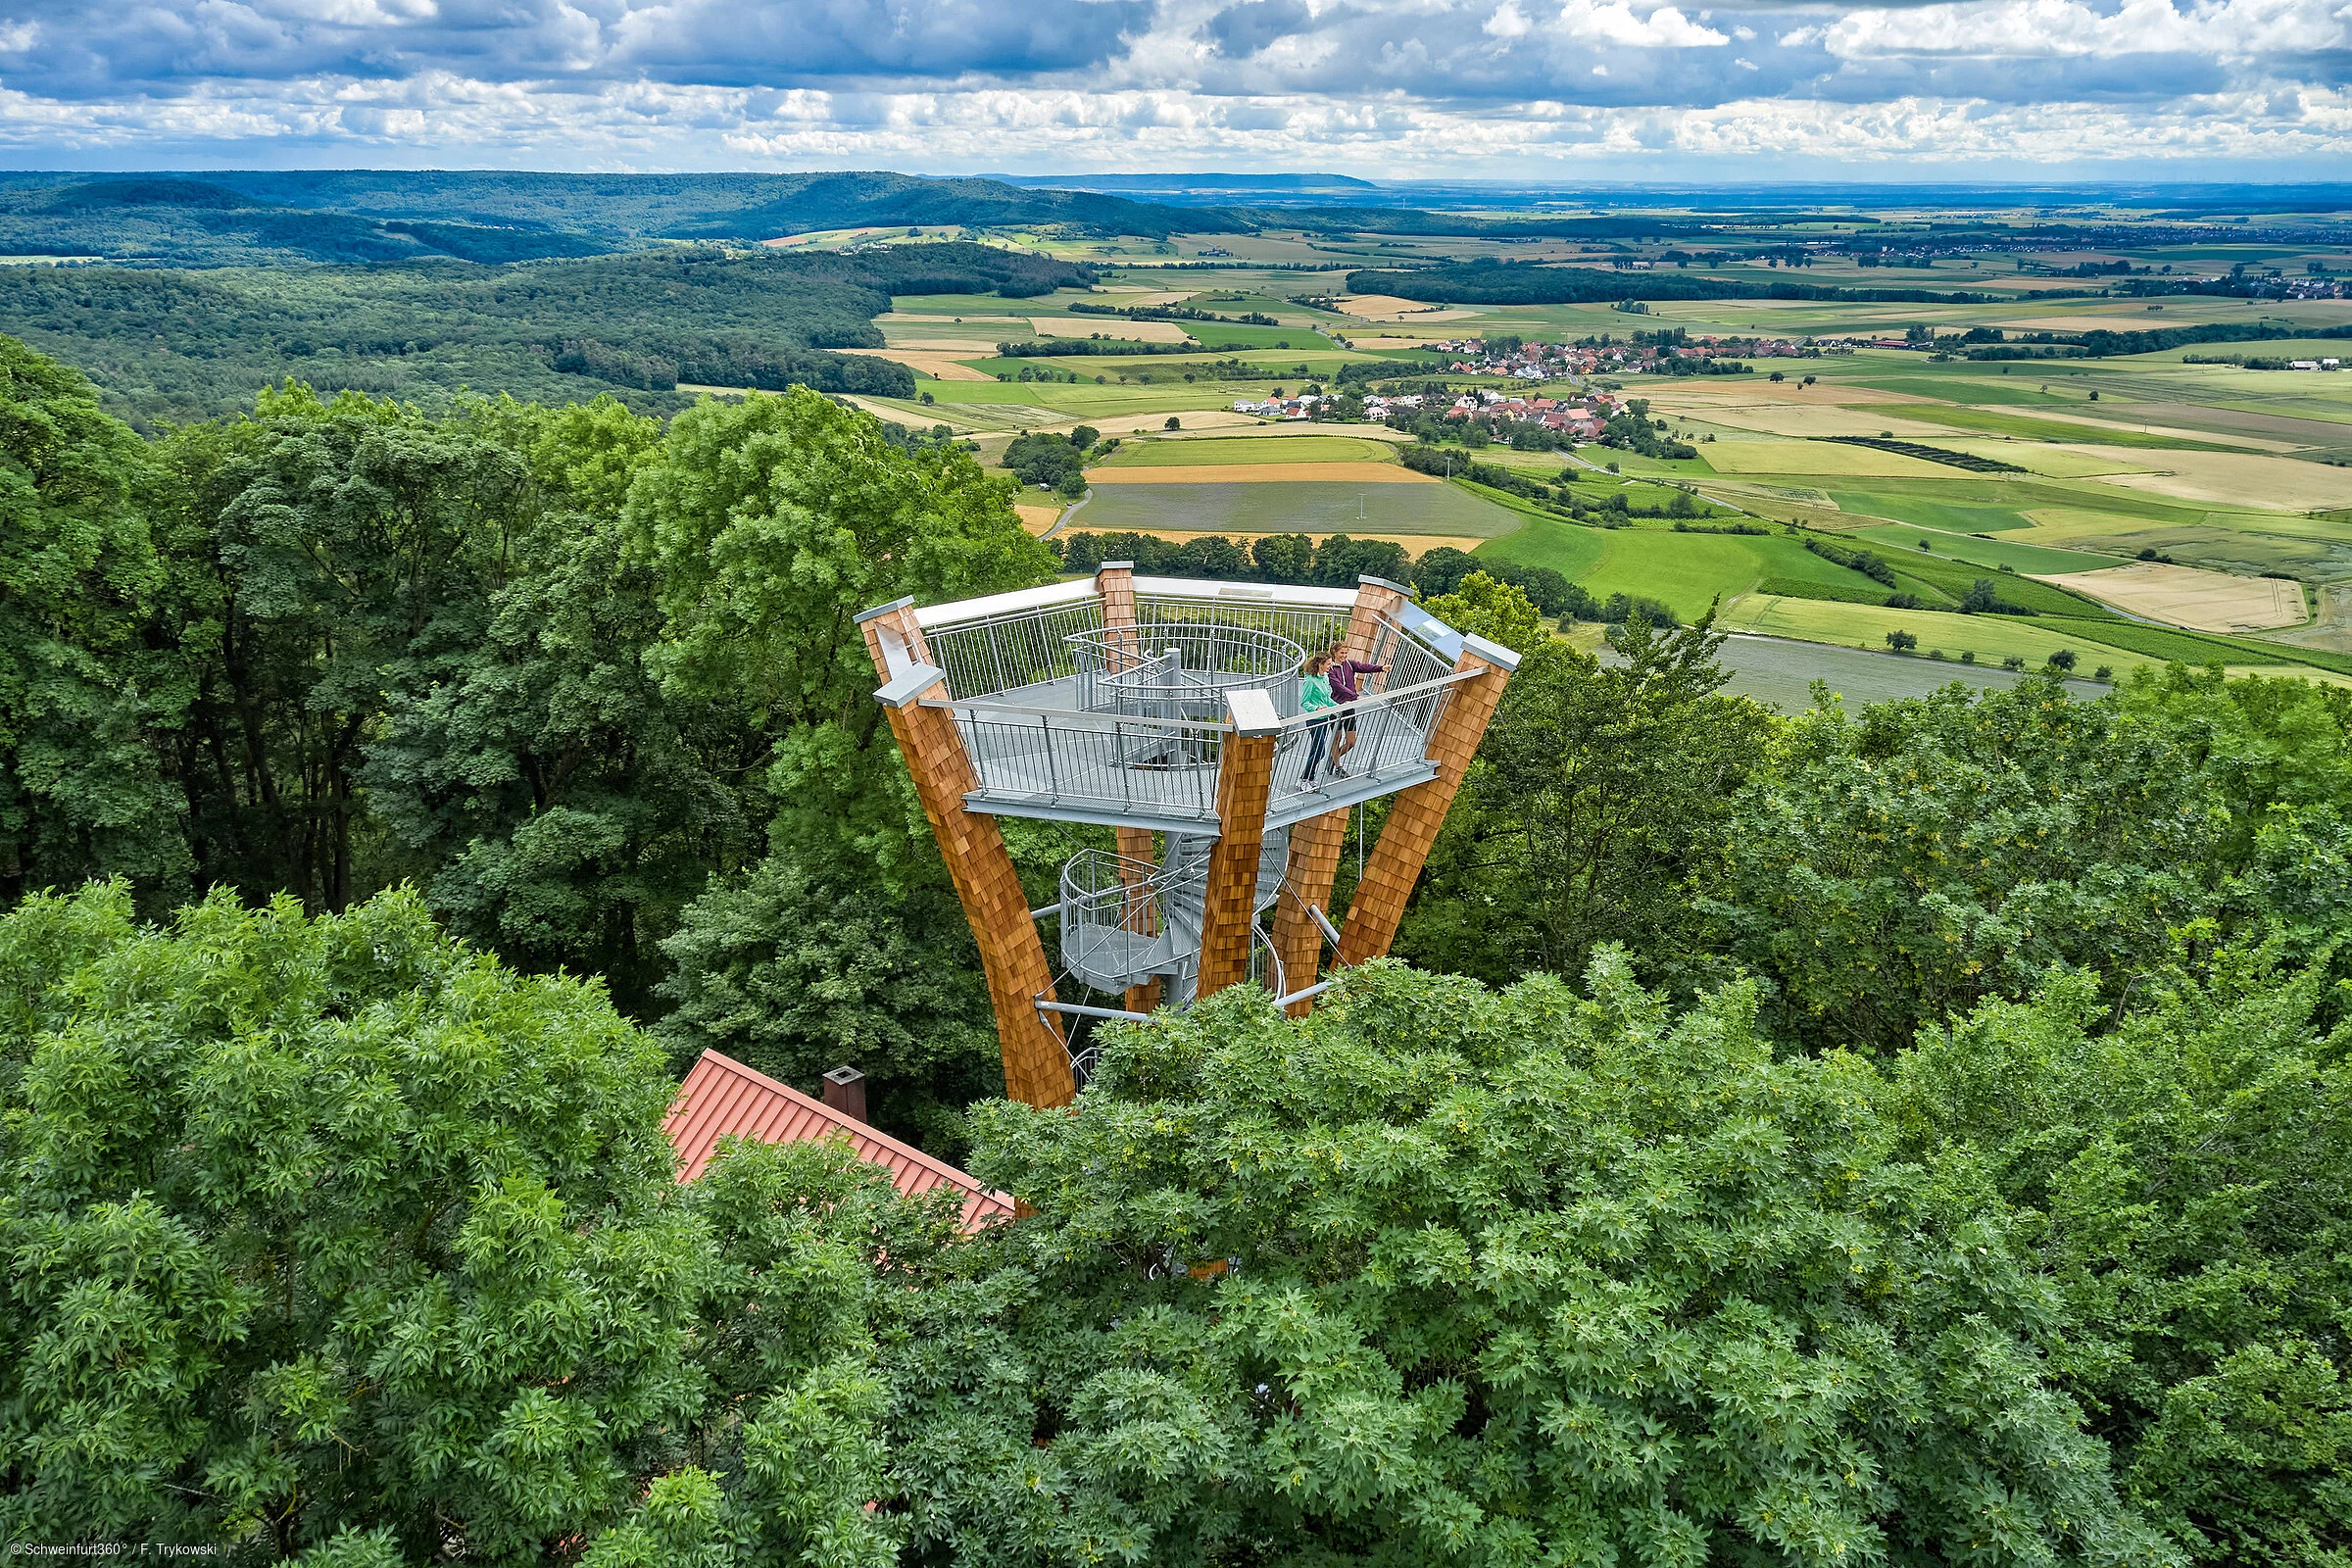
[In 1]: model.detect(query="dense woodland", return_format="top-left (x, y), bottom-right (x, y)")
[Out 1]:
top-left (0, 241), bottom-right (1092, 429)
top-left (2, 331), bottom-right (2347, 1564)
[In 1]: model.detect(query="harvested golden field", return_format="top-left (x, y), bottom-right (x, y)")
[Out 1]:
top-left (2091, 450), bottom-right (2352, 512)
top-left (2034, 562), bottom-right (2308, 633)
top-left (1333, 295), bottom-right (1480, 321)
top-left (1013, 502), bottom-right (1065, 535)
top-left (1938, 441), bottom-right (2152, 477)
top-left (1695, 405), bottom-right (1971, 439)
top-left (836, 348), bottom-right (994, 381)
top-left (1090, 462), bottom-right (1437, 485)
top-left (1701, 441), bottom-right (1960, 478)
top-left (1030, 317), bottom-right (1193, 342)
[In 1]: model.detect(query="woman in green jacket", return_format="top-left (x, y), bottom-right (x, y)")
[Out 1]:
top-left (1300, 653), bottom-right (1337, 783)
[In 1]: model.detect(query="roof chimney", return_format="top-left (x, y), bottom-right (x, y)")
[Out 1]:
top-left (820, 1065), bottom-right (867, 1125)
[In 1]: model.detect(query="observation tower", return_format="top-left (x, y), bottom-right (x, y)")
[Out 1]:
top-left (858, 564), bottom-right (1519, 1108)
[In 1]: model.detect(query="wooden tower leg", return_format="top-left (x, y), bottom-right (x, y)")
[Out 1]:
top-left (1336, 637), bottom-right (1519, 969)
top-left (1196, 693), bottom-right (1281, 999)
top-left (1270, 809), bottom-right (1345, 1016)
top-left (861, 600), bottom-right (1074, 1108)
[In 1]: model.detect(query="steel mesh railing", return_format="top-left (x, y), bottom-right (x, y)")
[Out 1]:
top-left (925, 600), bottom-right (1105, 700)
top-left (1059, 849), bottom-right (1186, 994)
top-left (1136, 595), bottom-right (1349, 659)
top-left (1267, 670), bottom-right (1462, 814)
top-left (1070, 620), bottom-right (1306, 720)
top-left (1358, 612), bottom-right (1457, 695)
top-left (914, 581), bottom-right (1475, 826)
top-left (950, 709), bottom-right (1227, 821)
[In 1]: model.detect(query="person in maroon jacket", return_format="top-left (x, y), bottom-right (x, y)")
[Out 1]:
top-left (1322, 644), bottom-right (1387, 777)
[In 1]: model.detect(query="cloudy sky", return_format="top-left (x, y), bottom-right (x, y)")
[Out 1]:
top-left (0, 0), bottom-right (2344, 179)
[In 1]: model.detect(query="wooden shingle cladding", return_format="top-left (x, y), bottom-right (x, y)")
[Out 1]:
top-left (1338, 639), bottom-right (1519, 967)
top-left (665, 1050), bottom-right (1015, 1231)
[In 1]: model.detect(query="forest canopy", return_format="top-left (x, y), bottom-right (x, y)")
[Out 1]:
top-left (0, 242), bottom-right (1093, 429)
top-left (0, 326), bottom-right (2346, 1565)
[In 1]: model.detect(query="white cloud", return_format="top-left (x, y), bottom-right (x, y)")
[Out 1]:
top-left (1823, 0), bottom-right (2352, 61)
top-left (1485, 2), bottom-right (1533, 37)
top-left (1556, 0), bottom-right (1730, 46)
top-left (0, 0), bottom-right (2345, 174)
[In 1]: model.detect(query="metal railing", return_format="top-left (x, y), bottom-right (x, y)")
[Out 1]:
top-left (1266, 666), bottom-right (1472, 815)
top-left (1055, 833), bottom-right (1289, 1000)
top-left (941, 664), bottom-right (1476, 825)
top-left (947, 705), bottom-right (1229, 821)
top-left (1136, 594), bottom-right (1349, 659)
top-left (1059, 849), bottom-right (1191, 996)
top-left (925, 599), bottom-right (1105, 701)
top-left (1363, 612), bottom-right (1457, 694)
top-left (1069, 620), bottom-right (1305, 721)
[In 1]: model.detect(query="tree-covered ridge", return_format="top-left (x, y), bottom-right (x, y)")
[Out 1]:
top-left (0, 242), bottom-right (1091, 429)
top-left (0, 170), bottom-right (1799, 272)
top-left (0, 171), bottom-right (1232, 264)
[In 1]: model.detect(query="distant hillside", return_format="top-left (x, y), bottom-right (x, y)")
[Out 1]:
top-left (0, 169), bottom-right (1742, 270)
top-left (0, 241), bottom-right (1093, 428)
top-left (0, 171), bottom-right (1243, 265)
top-left (0, 176), bottom-right (620, 267)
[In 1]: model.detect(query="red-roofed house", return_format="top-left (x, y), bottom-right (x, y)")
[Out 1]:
top-left (664, 1050), bottom-right (1016, 1231)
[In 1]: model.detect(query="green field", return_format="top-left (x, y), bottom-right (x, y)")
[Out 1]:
top-left (1846, 522), bottom-right (2133, 573)
top-left (1701, 441), bottom-right (1958, 479)
top-left (1479, 516), bottom-right (1888, 619)
top-left (1074, 479), bottom-right (1522, 537)
top-left (1099, 434), bottom-right (1396, 466)
top-left (1184, 323), bottom-right (1325, 350)
top-left (1708, 634), bottom-right (2109, 710)
top-left (1724, 595), bottom-right (2161, 671)
top-left (1823, 487), bottom-right (2042, 535)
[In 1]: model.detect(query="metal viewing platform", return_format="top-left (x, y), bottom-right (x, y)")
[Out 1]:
top-left (860, 564), bottom-right (1519, 1109)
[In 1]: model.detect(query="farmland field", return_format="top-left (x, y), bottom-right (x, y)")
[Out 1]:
top-left (1480, 518), bottom-right (1887, 620)
top-left (1844, 522), bottom-right (2134, 573)
top-left (1723, 595), bottom-right (2163, 671)
top-left (2037, 562), bottom-right (2308, 632)
top-left (1093, 463), bottom-right (1428, 484)
top-left (1073, 479), bottom-right (1523, 537)
top-left (1098, 435), bottom-right (1399, 467)
top-left (1702, 442), bottom-right (1963, 478)
top-left (1705, 634), bottom-right (2112, 709)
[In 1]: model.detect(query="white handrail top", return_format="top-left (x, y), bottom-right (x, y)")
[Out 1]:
top-left (927, 664), bottom-right (1478, 726)
top-left (913, 577), bottom-right (1097, 630)
top-left (1134, 576), bottom-right (1357, 609)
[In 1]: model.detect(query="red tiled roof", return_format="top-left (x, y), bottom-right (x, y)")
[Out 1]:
top-left (664, 1050), bottom-right (1016, 1231)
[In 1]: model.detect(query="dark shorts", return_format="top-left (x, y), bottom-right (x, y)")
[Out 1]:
top-left (1336, 708), bottom-right (1359, 734)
